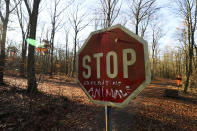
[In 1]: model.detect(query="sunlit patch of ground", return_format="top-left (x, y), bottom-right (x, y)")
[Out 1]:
top-left (1, 75), bottom-right (197, 130)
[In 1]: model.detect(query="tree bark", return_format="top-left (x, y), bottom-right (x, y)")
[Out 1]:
top-left (184, 5), bottom-right (196, 93)
top-left (20, 33), bottom-right (28, 77)
top-left (107, 0), bottom-right (111, 27)
top-left (135, 20), bottom-right (139, 35)
top-left (50, 28), bottom-right (55, 77)
top-left (195, 46), bottom-right (197, 69)
top-left (15, 3), bottom-right (29, 77)
top-left (184, 33), bottom-right (194, 93)
top-left (0, 21), bottom-right (8, 84)
top-left (152, 48), bottom-right (155, 79)
top-left (184, 47), bottom-right (193, 93)
top-left (0, 0), bottom-right (10, 84)
top-left (26, 0), bottom-right (41, 94)
top-left (71, 32), bottom-right (77, 77)
top-left (65, 32), bottom-right (69, 75)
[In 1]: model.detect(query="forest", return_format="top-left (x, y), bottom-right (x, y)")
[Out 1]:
top-left (0, 0), bottom-right (197, 130)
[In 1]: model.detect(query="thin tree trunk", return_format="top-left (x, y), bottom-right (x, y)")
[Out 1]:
top-left (50, 20), bottom-right (55, 77)
top-left (107, 0), bottom-right (111, 27)
top-left (50, 21), bottom-right (55, 77)
top-left (65, 32), bottom-right (68, 75)
top-left (71, 33), bottom-right (77, 77)
top-left (0, 21), bottom-right (8, 84)
top-left (135, 20), bottom-right (139, 35)
top-left (0, 0), bottom-right (9, 84)
top-left (50, 37), bottom-right (54, 77)
top-left (20, 34), bottom-right (27, 77)
top-left (184, 34), bottom-right (194, 93)
top-left (15, 2), bottom-right (28, 77)
top-left (194, 46), bottom-right (197, 69)
top-left (184, 51), bottom-right (192, 93)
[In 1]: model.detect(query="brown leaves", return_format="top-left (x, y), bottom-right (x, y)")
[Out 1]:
top-left (0, 77), bottom-right (197, 130)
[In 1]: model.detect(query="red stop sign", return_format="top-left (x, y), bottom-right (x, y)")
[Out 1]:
top-left (76, 25), bottom-right (151, 107)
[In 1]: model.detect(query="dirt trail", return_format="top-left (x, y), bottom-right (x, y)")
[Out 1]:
top-left (1, 76), bottom-right (197, 131)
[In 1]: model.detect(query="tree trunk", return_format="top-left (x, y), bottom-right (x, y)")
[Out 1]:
top-left (50, 37), bottom-right (54, 77)
top-left (184, 49), bottom-right (193, 93)
top-left (0, 21), bottom-right (8, 84)
top-left (71, 33), bottom-right (77, 77)
top-left (135, 21), bottom-right (139, 36)
top-left (65, 32), bottom-right (68, 75)
top-left (184, 29), bottom-right (194, 93)
top-left (195, 46), bottom-right (197, 69)
top-left (107, 0), bottom-right (111, 27)
top-left (50, 17), bottom-right (56, 77)
top-left (0, 1), bottom-right (9, 84)
top-left (50, 27), bottom-right (55, 76)
top-left (20, 35), bottom-right (27, 77)
top-left (27, 0), bottom-right (41, 94)
top-left (152, 48), bottom-right (155, 80)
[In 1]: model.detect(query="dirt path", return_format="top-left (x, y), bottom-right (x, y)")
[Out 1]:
top-left (1, 76), bottom-right (197, 131)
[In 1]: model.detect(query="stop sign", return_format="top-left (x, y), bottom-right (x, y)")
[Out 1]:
top-left (76, 24), bottom-right (151, 107)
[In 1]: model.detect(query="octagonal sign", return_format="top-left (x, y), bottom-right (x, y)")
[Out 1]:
top-left (76, 24), bottom-right (151, 107)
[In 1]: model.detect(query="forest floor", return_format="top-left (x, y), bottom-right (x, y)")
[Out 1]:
top-left (0, 75), bottom-right (197, 131)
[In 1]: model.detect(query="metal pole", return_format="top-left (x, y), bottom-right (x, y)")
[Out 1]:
top-left (105, 106), bottom-right (112, 131)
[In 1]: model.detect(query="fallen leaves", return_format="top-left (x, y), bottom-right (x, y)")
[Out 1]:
top-left (0, 76), bottom-right (196, 130)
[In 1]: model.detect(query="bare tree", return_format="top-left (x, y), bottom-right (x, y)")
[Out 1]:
top-left (49, 0), bottom-right (68, 77)
top-left (100, 0), bottom-right (122, 28)
top-left (176, 23), bottom-right (189, 76)
top-left (194, 44), bottom-right (197, 68)
top-left (0, 0), bottom-right (19, 84)
top-left (24, 0), bottom-right (42, 94)
top-left (14, 0), bottom-right (29, 77)
top-left (69, 5), bottom-right (90, 77)
top-left (175, 0), bottom-right (197, 93)
top-left (129, 0), bottom-right (159, 36)
top-left (64, 29), bottom-right (69, 75)
top-left (151, 19), bottom-right (163, 79)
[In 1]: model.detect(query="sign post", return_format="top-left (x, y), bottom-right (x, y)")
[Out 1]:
top-left (76, 24), bottom-right (151, 129)
top-left (105, 106), bottom-right (111, 131)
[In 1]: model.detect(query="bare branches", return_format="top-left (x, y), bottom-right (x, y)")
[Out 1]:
top-left (8, 0), bottom-right (21, 13)
top-left (49, 0), bottom-right (72, 76)
top-left (49, 0), bottom-right (71, 36)
top-left (14, 0), bottom-right (25, 35)
top-left (174, 0), bottom-right (197, 93)
top-left (175, 0), bottom-right (197, 44)
top-left (99, 0), bottom-right (122, 28)
top-left (129, 0), bottom-right (160, 35)
top-left (24, 0), bottom-right (31, 15)
top-left (69, 5), bottom-right (89, 34)
top-left (68, 3), bottom-right (90, 76)
top-left (14, 0), bottom-right (29, 77)
top-left (0, 0), bottom-right (9, 22)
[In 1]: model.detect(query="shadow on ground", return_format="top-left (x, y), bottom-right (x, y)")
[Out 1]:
top-left (0, 80), bottom-right (196, 131)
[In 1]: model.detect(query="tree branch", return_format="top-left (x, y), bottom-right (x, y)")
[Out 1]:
top-left (24, 0), bottom-right (31, 15)
top-left (0, 11), bottom-right (4, 22)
